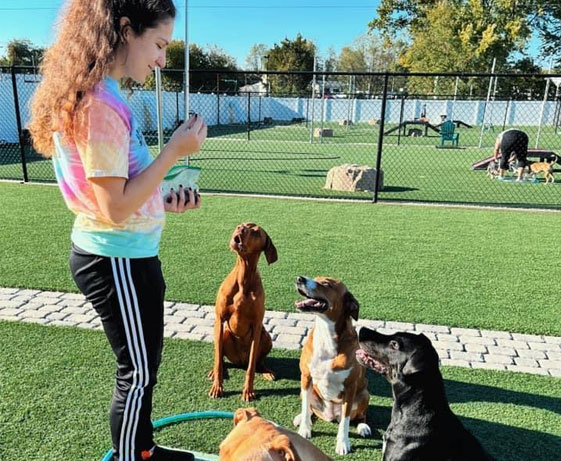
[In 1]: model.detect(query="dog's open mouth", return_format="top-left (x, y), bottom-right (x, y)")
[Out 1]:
top-left (230, 234), bottom-right (244, 252)
top-left (294, 288), bottom-right (328, 313)
top-left (355, 348), bottom-right (388, 374)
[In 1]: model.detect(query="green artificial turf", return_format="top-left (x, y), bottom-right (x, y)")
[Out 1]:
top-left (1, 321), bottom-right (560, 461)
top-left (1, 182), bottom-right (561, 335)
top-left (1, 123), bottom-right (560, 207)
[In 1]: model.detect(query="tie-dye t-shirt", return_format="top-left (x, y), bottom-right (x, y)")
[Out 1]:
top-left (53, 76), bottom-right (165, 258)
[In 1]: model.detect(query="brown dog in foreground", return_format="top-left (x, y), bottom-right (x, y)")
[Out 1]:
top-left (293, 276), bottom-right (371, 456)
top-left (529, 155), bottom-right (557, 183)
top-left (209, 223), bottom-right (278, 401)
top-left (219, 408), bottom-right (333, 461)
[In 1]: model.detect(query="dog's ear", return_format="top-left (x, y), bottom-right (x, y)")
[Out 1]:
top-left (402, 350), bottom-right (425, 376)
top-left (233, 407), bottom-right (259, 426)
top-left (264, 233), bottom-right (278, 265)
top-left (344, 291), bottom-right (360, 321)
top-left (269, 434), bottom-right (299, 461)
top-left (402, 334), bottom-right (435, 375)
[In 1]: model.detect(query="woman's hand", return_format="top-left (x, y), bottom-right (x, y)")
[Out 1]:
top-left (163, 186), bottom-right (201, 213)
top-left (166, 114), bottom-right (208, 159)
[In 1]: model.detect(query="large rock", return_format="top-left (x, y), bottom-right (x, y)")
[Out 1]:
top-left (325, 164), bottom-right (384, 192)
top-left (314, 128), bottom-right (334, 137)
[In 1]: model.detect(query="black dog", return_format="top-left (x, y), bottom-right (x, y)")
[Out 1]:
top-left (356, 327), bottom-right (493, 461)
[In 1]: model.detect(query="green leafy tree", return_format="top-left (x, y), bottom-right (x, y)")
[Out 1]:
top-left (265, 34), bottom-right (316, 95)
top-left (368, 0), bottom-right (557, 95)
top-left (245, 43), bottom-right (268, 71)
top-left (333, 33), bottom-right (404, 94)
top-left (144, 41), bottom-right (238, 92)
top-left (1, 39), bottom-right (44, 67)
top-left (497, 58), bottom-right (548, 100)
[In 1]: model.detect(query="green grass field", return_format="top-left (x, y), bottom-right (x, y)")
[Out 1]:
top-left (2, 321), bottom-right (560, 461)
top-left (2, 182), bottom-right (561, 335)
top-left (1, 123), bottom-right (560, 207)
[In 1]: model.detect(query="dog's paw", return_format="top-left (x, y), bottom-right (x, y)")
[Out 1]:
top-left (336, 437), bottom-right (351, 456)
top-left (242, 387), bottom-right (256, 402)
top-left (292, 413), bottom-right (302, 428)
top-left (298, 424), bottom-right (312, 440)
top-left (357, 423), bottom-right (371, 438)
top-left (208, 382), bottom-right (223, 399)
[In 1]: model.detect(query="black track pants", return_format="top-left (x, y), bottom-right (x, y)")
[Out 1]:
top-left (70, 245), bottom-right (166, 461)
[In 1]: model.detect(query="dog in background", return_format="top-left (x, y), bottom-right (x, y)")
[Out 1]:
top-left (209, 223), bottom-right (278, 402)
top-left (356, 327), bottom-right (494, 461)
top-left (219, 408), bottom-right (333, 461)
top-left (293, 276), bottom-right (371, 456)
top-left (528, 155), bottom-right (557, 183)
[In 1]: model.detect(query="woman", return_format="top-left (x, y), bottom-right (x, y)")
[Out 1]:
top-left (29, 1), bottom-right (207, 460)
top-left (493, 129), bottom-right (529, 181)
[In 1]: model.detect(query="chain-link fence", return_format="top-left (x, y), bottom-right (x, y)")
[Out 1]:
top-left (2, 66), bottom-right (561, 209)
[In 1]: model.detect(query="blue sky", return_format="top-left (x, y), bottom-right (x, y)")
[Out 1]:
top-left (0, 0), bottom-right (381, 67)
top-left (0, 0), bottom-right (545, 68)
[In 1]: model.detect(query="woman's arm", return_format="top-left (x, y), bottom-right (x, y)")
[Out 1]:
top-left (91, 115), bottom-right (207, 224)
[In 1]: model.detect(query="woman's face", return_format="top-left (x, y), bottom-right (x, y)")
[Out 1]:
top-left (121, 18), bottom-right (174, 83)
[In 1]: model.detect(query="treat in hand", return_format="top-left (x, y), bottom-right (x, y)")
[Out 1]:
top-left (167, 113), bottom-right (207, 158)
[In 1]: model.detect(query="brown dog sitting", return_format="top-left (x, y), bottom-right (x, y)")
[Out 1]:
top-left (219, 408), bottom-right (333, 461)
top-left (293, 276), bottom-right (371, 456)
top-left (528, 155), bottom-right (557, 183)
top-left (209, 223), bottom-right (278, 402)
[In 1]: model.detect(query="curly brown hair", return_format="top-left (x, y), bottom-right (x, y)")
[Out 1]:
top-left (29, 0), bottom-right (176, 157)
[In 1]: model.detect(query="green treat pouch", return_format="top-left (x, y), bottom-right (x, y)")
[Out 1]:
top-left (161, 165), bottom-right (201, 197)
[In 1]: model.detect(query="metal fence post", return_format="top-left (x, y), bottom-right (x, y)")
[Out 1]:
top-left (373, 72), bottom-right (389, 203)
top-left (247, 91), bottom-right (251, 141)
top-left (11, 67), bottom-right (28, 182)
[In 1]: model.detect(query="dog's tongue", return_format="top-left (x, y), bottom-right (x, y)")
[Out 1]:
top-left (295, 298), bottom-right (323, 309)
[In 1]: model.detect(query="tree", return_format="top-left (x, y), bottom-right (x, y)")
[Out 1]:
top-left (498, 58), bottom-right (548, 100)
top-left (338, 47), bottom-right (367, 73)
top-left (245, 43), bottom-right (268, 71)
top-left (323, 46), bottom-right (338, 73)
top-left (265, 34), bottom-right (316, 95)
top-left (143, 41), bottom-right (239, 92)
top-left (523, 2), bottom-right (561, 62)
top-left (369, 0), bottom-right (544, 95)
top-left (1, 39), bottom-right (44, 67)
top-left (332, 33), bottom-right (404, 94)
top-left (368, 0), bottom-right (557, 92)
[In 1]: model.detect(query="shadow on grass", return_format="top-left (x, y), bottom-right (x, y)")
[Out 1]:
top-left (263, 357), bottom-right (561, 461)
top-left (380, 185), bottom-right (419, 193)
top-left (365, 372), bottom-right (561, 461)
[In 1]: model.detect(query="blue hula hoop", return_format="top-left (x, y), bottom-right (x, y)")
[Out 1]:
top-left (101, 411), bottom-right (234, 461)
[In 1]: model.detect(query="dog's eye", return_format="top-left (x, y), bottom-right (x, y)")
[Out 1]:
top-left (390, 340), bottom-right (400, 350)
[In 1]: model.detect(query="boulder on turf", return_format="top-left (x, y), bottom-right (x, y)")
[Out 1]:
top-left (314, 128), bottom-right (334, 137)
top-left (324, 164), bottom-right (384, 192)
top-left (368, 119), bottom-right (380, 126)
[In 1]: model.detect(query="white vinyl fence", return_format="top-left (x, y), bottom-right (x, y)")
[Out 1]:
top-left (0, 73), bottom-right (558, 143)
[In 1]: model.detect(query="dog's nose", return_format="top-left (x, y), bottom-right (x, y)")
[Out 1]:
top-left (296, 276), bottom-right (306, 284)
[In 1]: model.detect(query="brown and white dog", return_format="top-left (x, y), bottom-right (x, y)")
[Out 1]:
top-left (219, 408), bottom-right (333, 461)
top-left (293, 276), bottom-right (371, 456)
top-left (528, 155), bottom-right (557, 183)
top-left (209, 223), bottom-right (278, 402)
